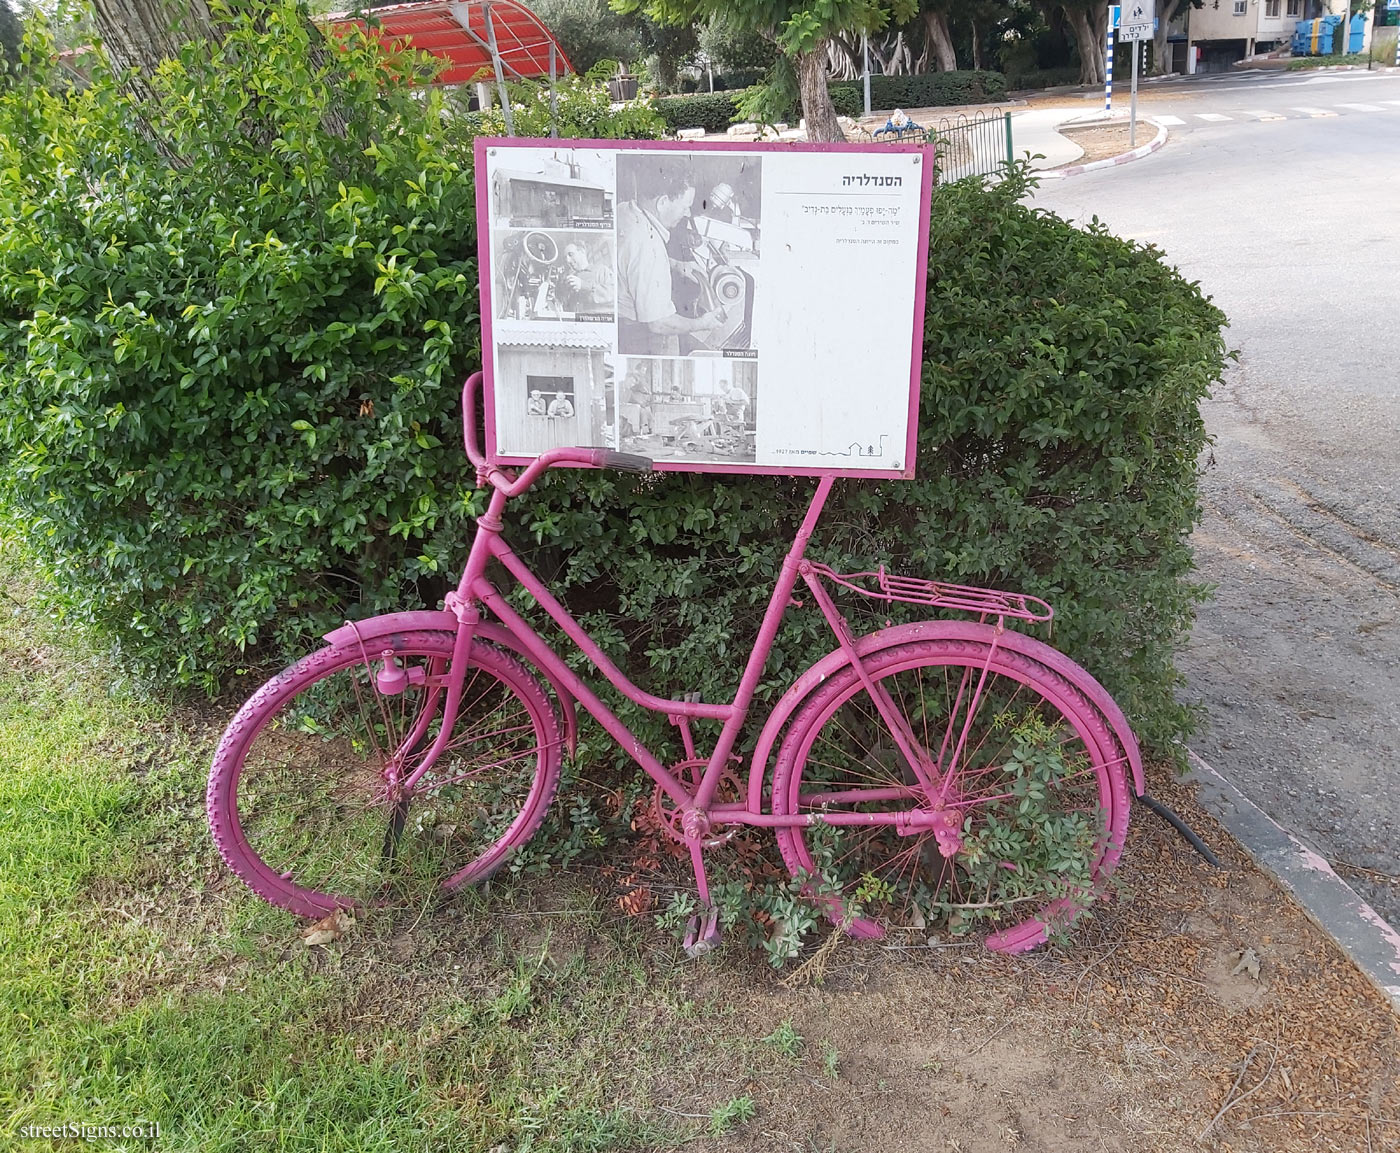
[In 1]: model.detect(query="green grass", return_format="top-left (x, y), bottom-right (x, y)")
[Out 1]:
top-left (1285, 52), bottom-right (1373, 70)
top-left (0, 549), bottom-right (775, 1151)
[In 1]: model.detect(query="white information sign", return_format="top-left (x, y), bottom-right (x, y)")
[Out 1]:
top-left (1119, 0), bottom-right (1155, 41)
top-left (475, 139), bottom-right (934, 478)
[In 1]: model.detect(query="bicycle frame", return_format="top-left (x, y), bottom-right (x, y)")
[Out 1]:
top-left (399, 375), bottom-right (978, 848)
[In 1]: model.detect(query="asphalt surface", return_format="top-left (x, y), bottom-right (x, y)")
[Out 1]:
top-left (1029, 69), bottom-right (1400, 929)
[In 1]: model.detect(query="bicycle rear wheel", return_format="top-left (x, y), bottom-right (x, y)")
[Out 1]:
top-left (208, 631), bottom-right (563, 918)
top-left (771, 638), bottom-right (1130, 953)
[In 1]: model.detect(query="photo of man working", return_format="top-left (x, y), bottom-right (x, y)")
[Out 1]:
top-left (558, 243), bottom-right (615, 313)
top-left (615, 161), bottom-right (726, 356)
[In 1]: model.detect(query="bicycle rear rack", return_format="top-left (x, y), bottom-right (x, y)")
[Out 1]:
top-left (807, 563), bottom-right (1054, 624)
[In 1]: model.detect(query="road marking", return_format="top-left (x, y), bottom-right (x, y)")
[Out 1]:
top-left (1153, 115), bottom-right (1186, 125)
top-left (1337, 103), bottom-right (1385, 112)
top-left (1292, 107), bottom-right (1338, 117)
top-left (1196, 113), bottom-right (1232, 121)
top-left (1240, 110), bottom-right (1286, 121)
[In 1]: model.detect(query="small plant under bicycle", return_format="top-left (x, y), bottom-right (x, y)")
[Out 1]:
top-left (207, 373), bottom-right (1144, 958)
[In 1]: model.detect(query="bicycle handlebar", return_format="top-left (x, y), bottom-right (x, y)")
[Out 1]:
top-left (461, 372), bottom-right (654, 495)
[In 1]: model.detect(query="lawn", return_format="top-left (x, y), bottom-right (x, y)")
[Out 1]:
top-left (0, 550), bottom-right (767, 1152)
top-left (5, 544), bottom-right (1399, 1152)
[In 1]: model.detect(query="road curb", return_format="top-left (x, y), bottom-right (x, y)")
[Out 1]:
top-left (1186, 749), bottom-right (1400, 1016)
top-left (1037, 116), bottom-right (1168, 179)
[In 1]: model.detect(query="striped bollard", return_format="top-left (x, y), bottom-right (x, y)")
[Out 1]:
top-left (1106, 28), bottom-right (1115, 112)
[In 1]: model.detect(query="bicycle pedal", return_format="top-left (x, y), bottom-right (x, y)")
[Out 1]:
top-left (683, 907), bottom-right (722, 958)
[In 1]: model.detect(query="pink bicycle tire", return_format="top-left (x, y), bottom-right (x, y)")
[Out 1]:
top-left (207, 631), bottom-right (563, 918)
top-left (771, 638), bottom-right (1131, 954)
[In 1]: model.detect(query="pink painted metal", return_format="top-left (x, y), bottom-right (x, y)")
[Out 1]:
top-left (465, 371), bottom-right (1134, 928)
top-left (210, 368), bottom-right (1139, 957)
top-left (473, 136), bottom-right (936, 481)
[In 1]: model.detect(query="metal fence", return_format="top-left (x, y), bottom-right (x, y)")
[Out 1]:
top-left (850, 109), bottom-right (1013, 183)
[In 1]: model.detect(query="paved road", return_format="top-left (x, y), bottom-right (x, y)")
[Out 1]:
top-left (1029, 73), bottom-right (1400, 928)
top-left (1047, 65), bottom-right (1400, 128)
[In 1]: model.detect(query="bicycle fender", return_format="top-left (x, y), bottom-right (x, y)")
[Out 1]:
top-left (322, 612), bottom-right (579, 757)
top-left (746, 620), bottom-right (1144, 813)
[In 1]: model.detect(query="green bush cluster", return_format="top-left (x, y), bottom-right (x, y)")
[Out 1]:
top-left (0, 2), bottom-right (1225, 762)
top-left (513, 166), bottom-right (1223, 761)
top-left (828, 85), bottom-right (863, 118)
top-left (1003, 66), bottom-right (1082, 91)
top-left (0, 4), bottom-right (659, 691)
top-left (652, 90), bottom-right (741, 132)
top-left (830, 69), bottom-right (1007, 112)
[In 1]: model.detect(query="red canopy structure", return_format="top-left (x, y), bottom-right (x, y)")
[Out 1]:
top-left (325, 0), bottom-right (573, 88)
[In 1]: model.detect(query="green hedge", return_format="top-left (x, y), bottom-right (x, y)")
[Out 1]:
top-left (511, 169), bottom-right (1222, 760)
top-left (0, 10), bottom-right (489, 693)
top-left (1004, 66), bottom-right (1082, 91)
top-left (0, 5), bottom-right (1225, 757)
top-left (830, 70), bottom-right (1007, 111)
top-left (829, 85), bottom-right (863, 118)
top-left (652, 91), bottom-right (740, 133)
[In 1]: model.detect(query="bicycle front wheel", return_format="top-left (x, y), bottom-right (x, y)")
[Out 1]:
top-left (208, 631), bottom-right (563, 918)
top-left (771, 638), bottom-right (1130, 954)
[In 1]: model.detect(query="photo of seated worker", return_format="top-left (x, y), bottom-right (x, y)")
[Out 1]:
top-left (616, 167), bottom-right (725, 356)
top-left (546, 391), bottom-right (575, 419)
top-left (526, 390), bottom-right (547, 416)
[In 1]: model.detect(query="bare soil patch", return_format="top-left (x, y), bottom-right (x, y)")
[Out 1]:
top-left (1057, 122), bottom-right (1146, 168)
top-left (660, 772), bottom-right (1400, 1153)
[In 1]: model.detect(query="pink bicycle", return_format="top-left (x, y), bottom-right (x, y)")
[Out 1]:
top-left (208, 371), bottom-right (1146, 955)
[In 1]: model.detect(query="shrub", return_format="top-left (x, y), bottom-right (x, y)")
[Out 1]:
top-left (829, 84), bottom-right (863, 118)
top-left (829, 70), bottom-right (1006, 112)
top-left (0, 6), bottom-right (1224, 764)
top-left (0, 2), bottom-right (658, 690)
top-left (510, 165), bottom-right (1223, 761)
top-left (1003, 66), bottom-right (1082, 91)
top-left (713, 67), bottom-right (767, 91)
top-left (652, 90), bottom-right (739, 133)
top-left (474, 75), bottom-right (666, 139)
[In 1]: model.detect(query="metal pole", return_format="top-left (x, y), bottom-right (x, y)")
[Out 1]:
top-left (863, 34), bottom-right (871, 116)
top-left (482, 1), bottom-right (515, 137)
top-left (1003, 111), bottom-right (1013, 169)
top-left (1105, 22), bottom-right (1114, 112)
top-left (548, 42), bottom-right (558, 138)
top-left (1130, 33), bottom-right (1139, 146)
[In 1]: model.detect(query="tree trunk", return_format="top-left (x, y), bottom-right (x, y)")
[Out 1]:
top-left (1065, 7), bottom-right (1105, 85)
top-left (971, 19), bottom-right (983, 71)
top-left (90, 0), bottom-right (348, 134)
top-left (91, 0), bottom-right (223, 104)
top-left (796, 42), bottom-right (844, 142)
top-left (922, 10), bottom-right (958, 72)
top-left (1152, 0), bottom-right (1184, 74)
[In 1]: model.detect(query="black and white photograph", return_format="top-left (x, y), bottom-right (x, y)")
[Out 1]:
top-left (488, 148), bottom-right (614, 229)
top-left (614, 152), bottom-right (761, 357)
top-left (494, 341), bottom-right (615, 458)
top-left (492, 230), bottom-right (616, 324)
top-left (616, 356), bottom-right (756, 464)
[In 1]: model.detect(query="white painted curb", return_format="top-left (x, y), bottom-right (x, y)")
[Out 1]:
top-left (1187, 749), bottom-right (1400, 1016)
top-left (1037, 116), bottom-right (1168, 179)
